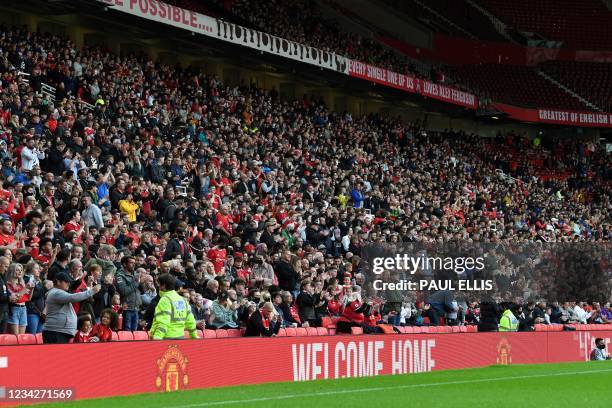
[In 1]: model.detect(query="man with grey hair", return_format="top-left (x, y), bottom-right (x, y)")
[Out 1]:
top-left (68, 259), bottom-right (84, 281)
top-left (84, 244), bottom-right (117, 279)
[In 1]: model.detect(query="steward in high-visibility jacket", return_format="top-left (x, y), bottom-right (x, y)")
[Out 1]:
top-left (150, 274), bottom-right (198, 340)
top-left (498, 308), bottom-right (519, 332)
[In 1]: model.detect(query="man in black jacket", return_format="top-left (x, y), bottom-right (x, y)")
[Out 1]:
top-left (164, 228), bottom-right (191, 261)
top-left (274, 250), bottom-right (298, 293)
top-left (245, 302), bottom-right (281, 337)
top-left (47, 248), bottom-right (71, 282)
top-left (296, 280), bottom-right (323, 327)
top-left (0, 256), bottom-right (11, 333)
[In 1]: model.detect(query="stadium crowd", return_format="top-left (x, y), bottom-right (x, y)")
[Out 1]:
top-left (0, 25), bottom-right (610, 341)
top-left (178, 0), bottom-right (434, 80)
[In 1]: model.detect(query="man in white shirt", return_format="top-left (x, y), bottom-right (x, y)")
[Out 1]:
top-left (21, 138), bottom-right (45, 171)
top-left (573, 302), bottom-right (592, 324)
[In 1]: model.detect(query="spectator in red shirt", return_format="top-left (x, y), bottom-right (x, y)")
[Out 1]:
top-left (73, 314), bottom-right (93, 343)
top-left (215, 203), bottom-right (234, 238)
top-left (6, 262), bottom-right (33, 335)
top-left (337, 290), bottom-right (382, 334)
top-left (0, 218), bottom-right (17, 248)
top-left (89, 308), bottom-right (118, 342)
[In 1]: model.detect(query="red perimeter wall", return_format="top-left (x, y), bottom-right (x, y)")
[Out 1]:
top-left (0, 330), bottom-right (610, 405)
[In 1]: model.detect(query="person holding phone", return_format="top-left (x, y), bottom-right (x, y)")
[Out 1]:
top-left (42, 272), bottom-right (101, 344)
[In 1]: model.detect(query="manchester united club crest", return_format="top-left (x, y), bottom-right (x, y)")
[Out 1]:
top-left (156, 345), bottom-right (189, 392)
top-left (496, 337), bottom-right (512, 365)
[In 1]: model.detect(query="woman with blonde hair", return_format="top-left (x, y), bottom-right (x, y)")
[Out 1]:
top-left (6, 263), bottom-right (34, 334)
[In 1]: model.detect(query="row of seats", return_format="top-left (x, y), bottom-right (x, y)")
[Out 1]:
top-left (540, 61), bottom-right (612, 111)
top-left (447, 64), bottom-right (590, 110)
top-left (478, 0), bottom-right (612, 50)
top-left (3, 324), bottom-right (612, 344)
top-left (386, 0), bottom-right (507, 42)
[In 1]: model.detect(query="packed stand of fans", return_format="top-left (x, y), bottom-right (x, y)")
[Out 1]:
top-left (182, 0), bottom-right (427, 79)
top-left (0, 26), bottom-right (610, 341)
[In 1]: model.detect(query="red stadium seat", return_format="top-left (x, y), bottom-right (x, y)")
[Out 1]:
top-left (534, 324), bottom-right (546, 332)
top-left (35, 332), bottom-right (43, 344)
top-left (296, 327), bottom-right (308, 337)
top-left (284, 328), bottom-right (297, 337)
top-left (328, 328), bottom-right (336, 335)
top-left (403, 326), bottom-right (415, 334)
top-left (412, 326), bottom-right (423, 334)
top-left (226, 329), bottom-right (242, 338)
top-left (351, 327), bottom-right (363, 335)
top-left (111, 331), bottom-right (119, 341)
top-left (0, 334), bottom-right (18, 345)
top-left (320, 317), bottom-right (333, 328)
top-left (277, 328), bottom-right (287, 337)
top-left (203, 329), bottom-right (217, 339)
top-left (306, 327), bottom-right (318, 336)
top-left (215, 329), bottom-right (228, 338)
top-left (118, 331), bottom-right (134, 341)
top-left (549, 325), bottom-right (563, 332)
top-left (459, 326), bottom-right (468, 333)
top-left (17, 334), bottom-right (36, 345)
top-left (316, 327), bottom-right (328, 336)
top-left (451, 326), bottom-right (461, 333)
top-left (466, 325), bottom-right (477, 333)
top-left (196, 330), bottom-right (204, 338)
top-left (133, 331), bottom-right (149, 341)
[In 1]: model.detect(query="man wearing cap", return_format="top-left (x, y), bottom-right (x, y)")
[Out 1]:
top-left (150, 273), bottom-right (198, 340)
top-left (42, 272), bottom-right (101, 343)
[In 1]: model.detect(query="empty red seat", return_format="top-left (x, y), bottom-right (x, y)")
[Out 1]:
top-left (306, 327), bottom-right (318, 336)
top-left (215, 329), bottom-right (228, 338)
top-left (277, 328), bottom-right (287, 337)
top-left (534, 324), bottom-right (546, 332)
top-left (459, 326), bottom-right (468, 333)
top-left (111, 331), bottom-right (119, 341)
top-left (466, 325), bottom-right (477, 333)
top-left (35, 332), bottom-right (43, 344)
top-left (296, 327), bottom-right (308, 336)
top-left (0, 334), bottom-right (18, 345)
top-left (133, 331), bottom-right (149, 341)
top-left (203, 329), bottom-right (217, 339)
top-left (226, 329), bottom-right (242, 338)
top-left (451, 326), bottom-right (461, 333)
top-left (118, 331), bottom-right (134, 341)
top-left (285, 328), bottom-right (297, 336)
top-left (17, 334), bottom-right (36, 345)
top-left (316, 327), bottom-right (328, 336)
top-left (196, 330), bottom-right (204, 338)
top-left (350, 327), bottom-right (363, 335)
top-left (328, 328), bottom-right (336, 335)
top-left (320, 317), bottom-right (333, 328)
